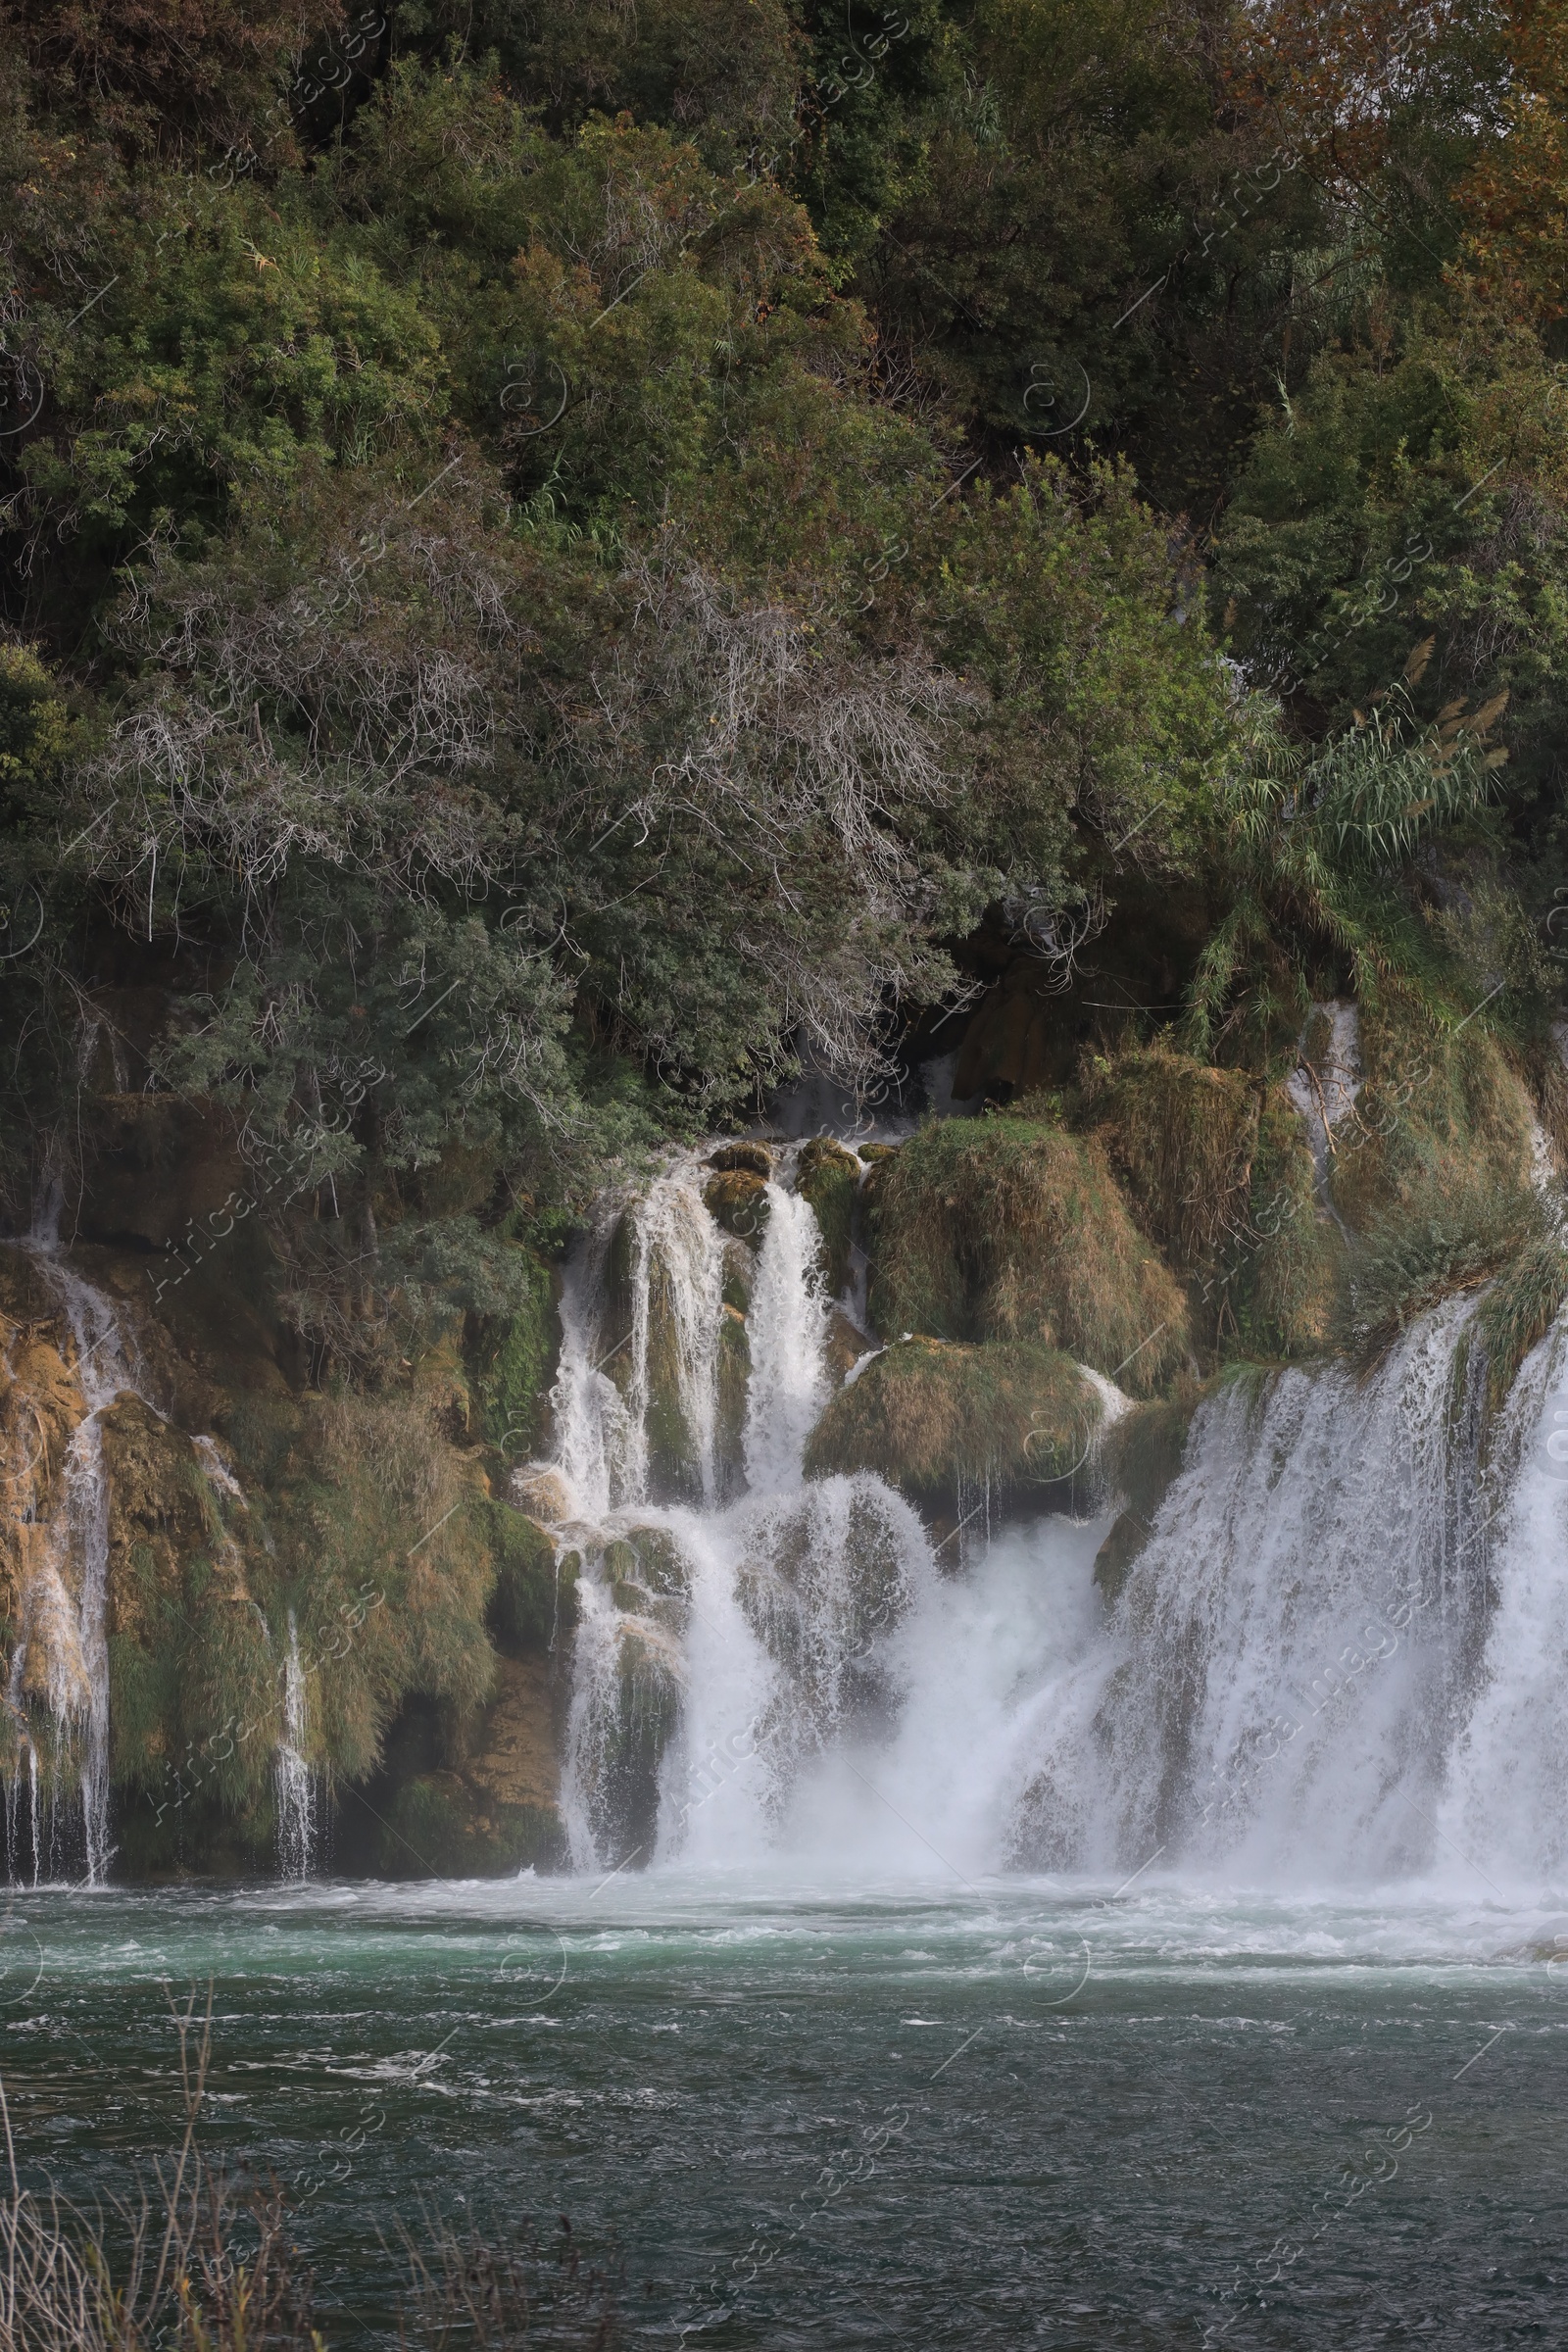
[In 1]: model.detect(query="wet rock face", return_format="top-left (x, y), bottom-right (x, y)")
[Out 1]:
top-left (571, 1609), bottom-right (683, 1870)
top-left (511, 1464), bottom-right (572, 1524)
top-left (341, 1654), bottom-right (566, 1878)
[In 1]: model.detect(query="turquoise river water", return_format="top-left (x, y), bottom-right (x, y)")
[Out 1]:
top-left (2, 1869), bottom-right (1564, 2349)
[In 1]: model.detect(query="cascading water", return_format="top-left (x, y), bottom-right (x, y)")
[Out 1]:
top-left (274, 1609), bottom-right (317, 1881)
top-left (741, 1183), bottom-right (830, 1495)
top-left (4, 1194), bottom-right (153, 1885)
top-left (1007, 1299), bottom-right (1493, 1881)
top-left (551, 1147), bottom-right (938, 1871)
top-left (544, 1131), bottom-right (1568, 1899)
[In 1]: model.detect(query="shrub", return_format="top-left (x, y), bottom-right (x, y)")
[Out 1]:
top-left (1471, 1231), bottom-right (1568, 1422)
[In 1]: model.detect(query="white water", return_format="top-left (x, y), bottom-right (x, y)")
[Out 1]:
top-left (741, 1182), bottom-right (830, 1495)
top-left (1287, 998), bottom-right (1362, 1188)
top-left (274, 1609), bottom-right (317, 1882)
top-left (548, 1144), bottom-right (1568, 1904)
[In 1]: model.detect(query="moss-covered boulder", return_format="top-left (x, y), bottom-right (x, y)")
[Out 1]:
top-left (487, 1499), bottom-right (573, 1652)
top-left (825, 1308), bottom-right (871, 1388)
top-left (1331, 996), bottom-right (1538, 1233)
top-left (795, 1136), bottom-right (859, 1295)
top-left (621, 1523), bottom-right (692, 1598)
top-left (805, 1336), bottom-right (1107, 1514)
top-left (704, 1166), bottom-right (770, 1244)
top-left (865, 1111), bottom-right (1188, 1394)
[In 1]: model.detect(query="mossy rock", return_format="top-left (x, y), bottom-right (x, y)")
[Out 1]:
top-left (721, 1237), bottom-right (754, 1313)
top-left (348, 1771), bottom-right (564, 1878)
top-left (704, 1166), bottom-right (770, 1244)
top-left (336, 1652), bottom-right (565, 1879)
top-left (618, 1243), bottom-right (704, 1500)
top-left (865, 1112), bottom-right (1188, 1395)
top-left (474, 1251), bottom-right (559, 1459)
top-left (1222, 1085), bottom-right (1341, 1357)
top-left (825, 1308), bottom-right (870, 1388)
top-left (1330, 997), bottom-right (1537, 1235)
top-left (709, 1142), bottom-right (772, 1178)
top-left (805, 1336), bottom-right (1104, 1511)
top-left (1085, 1046), bottom-right (1259, 1269)
top-left (487, 1498), bottom-right (569, 1652)
top-left (623, 1524), bottom-right (692, 1596)
top-left (796, 1136), bottom-right (859, 1296)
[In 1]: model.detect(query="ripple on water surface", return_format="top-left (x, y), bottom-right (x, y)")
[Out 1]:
top-left (2, 1872), bottom-right (1566, 2347)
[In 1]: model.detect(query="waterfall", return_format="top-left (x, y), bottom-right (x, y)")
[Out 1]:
top-left (1008, 1299), bottom-right (1492, 1880)
top-left (1438, 1308), bottom-right (1568, 1884)
top-left (274, 1610), bottom-right (317, 1881)
top-left (546, 1138), bottom-right (1568, 1896)
top-left (741, 1182), bottom-right (830, 1495)
top-left (4, 1224), bottom-right (151, 1885)
top-left (551, 1150), bottom-right (936, 1872)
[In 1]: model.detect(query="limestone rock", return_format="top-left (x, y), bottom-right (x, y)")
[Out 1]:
top-left (824, 1308), bottom-right (871, 1389)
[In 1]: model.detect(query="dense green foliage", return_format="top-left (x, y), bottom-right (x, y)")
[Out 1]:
top-left (3, 0), bottom-right (1567, 1370)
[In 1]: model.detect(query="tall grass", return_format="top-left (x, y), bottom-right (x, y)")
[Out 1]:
top-left (1334, 1167), bottom-right (1544, 1370)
